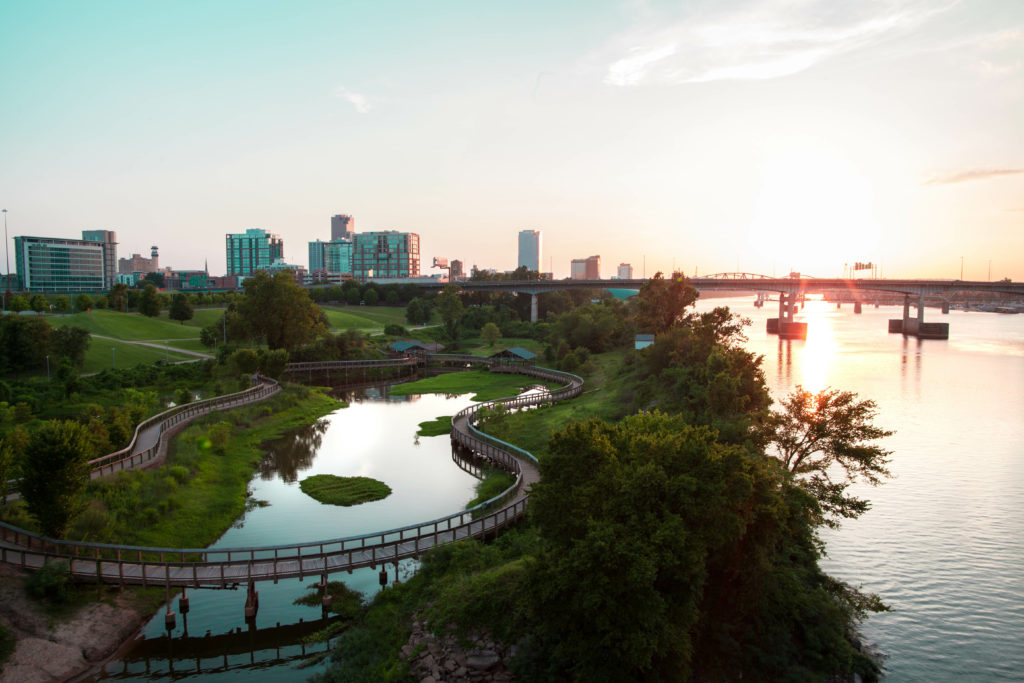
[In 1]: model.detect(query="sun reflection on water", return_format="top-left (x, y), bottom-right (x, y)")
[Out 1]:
top-left (796, 297), bottom-right (835, 393)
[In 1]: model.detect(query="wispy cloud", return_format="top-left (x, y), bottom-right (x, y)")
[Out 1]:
top-left (335, 86), bottom-right (373, 113)
top-left (598, 0), bottom-right (954, 86)
top-left (924, 169), bottom-right (1024, 185)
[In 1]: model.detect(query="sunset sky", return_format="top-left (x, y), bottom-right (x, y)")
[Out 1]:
top-left (2, 0), bottom-right (1022, 280)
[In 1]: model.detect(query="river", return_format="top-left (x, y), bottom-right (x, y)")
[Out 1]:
top-left (705, 296), bottom-right (1024, 682)
top-left (97, 299), bottom-right (1023, 681)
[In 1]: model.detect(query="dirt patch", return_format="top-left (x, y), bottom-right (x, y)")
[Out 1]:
top-left (0, 565), bottom-right (144, 682)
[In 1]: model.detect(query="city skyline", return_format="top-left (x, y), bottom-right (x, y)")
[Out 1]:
top-left (1, 1), bottom-right (1022, 281)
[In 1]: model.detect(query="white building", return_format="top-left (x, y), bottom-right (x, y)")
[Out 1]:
top-left (617, 263), bottom-right (633, 279)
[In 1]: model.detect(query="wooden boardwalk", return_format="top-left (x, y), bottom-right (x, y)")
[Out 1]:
top-left (0, 359), bottom-right (584, 588)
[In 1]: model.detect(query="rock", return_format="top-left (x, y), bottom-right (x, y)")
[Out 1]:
top-left (466, 650), bottom-right (500, 671)
top-left (0, 637), bottom-right (86, 683)
top-left (420, 677), bottom-right (436, 683)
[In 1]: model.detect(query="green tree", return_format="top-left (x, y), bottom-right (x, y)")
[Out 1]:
top-left (108, 283), bottom-right (128, 312)
top-left (141, 272), bottom-right (165, 288)
top-left (229, 348), bottom-right (259, 375)
top-left (29, 294), bottom-right (49, 314)
top-left (138, 284), bottom-right (162, 318)
top-left (238, 271), bottom-right (327, 351)
top-left (528, 412), bottom-right (774, 679)
top-left (436, 284), bottom-right (464, 344)
top-left (636, 271), bottom-right (699, 334)
top-left (405, 297), bottom-right (431, 325)
top-left (363, 287), bottom-right (379, 305)
top-left (53, 295), bottom-right (70, 313)
top-left (256, 348), bottom-right (289, 379)
top-left (769, 386), bottom-right (894, 527)
top-left (50, 326), bottom-right (91, 368)
top-left (74, 293), bottom-right (93, 312)
top-left (8, 295), bottom-right (28, 313)
top-left (169, 293), bottom-right (194, 324)
top-left (481, 322), bottom-right (501, 347)
top-left (20, 420), bottom-right (94, 537)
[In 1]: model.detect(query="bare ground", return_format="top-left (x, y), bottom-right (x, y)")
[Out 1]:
top-left (0, 566), bottom-right (145, 683)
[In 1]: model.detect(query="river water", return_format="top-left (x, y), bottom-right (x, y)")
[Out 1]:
top-left (98, 299), bottom-right (1023, 681)
top-left (702, 296), bottom-right (1024, 682)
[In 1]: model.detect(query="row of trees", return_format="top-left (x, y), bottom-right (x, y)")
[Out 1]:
top-left (0, 316), bottom-right (91, 377)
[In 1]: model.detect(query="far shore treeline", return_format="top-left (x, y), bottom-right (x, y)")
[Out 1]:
top-left (0, 268), bottom-right (892, 680)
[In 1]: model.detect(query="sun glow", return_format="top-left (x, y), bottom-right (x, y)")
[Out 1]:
top-left (796, 298), bottom-right (836, 393)
top-left (747, 149), bottom-right (879, 275)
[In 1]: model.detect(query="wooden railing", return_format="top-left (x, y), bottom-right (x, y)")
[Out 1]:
top-left (0, 358), bottom-right (583, 586)
top-left (283, 358), bottom-right (418, 373)
top-left (87, 375), bottom-right (281, 478)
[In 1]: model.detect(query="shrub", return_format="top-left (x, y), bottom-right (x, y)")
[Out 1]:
top-left (25, 561), bottom-right (72, 604)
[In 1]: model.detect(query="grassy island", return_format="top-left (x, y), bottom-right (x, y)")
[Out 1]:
top-left (299, 474), bottom-right (392, 506)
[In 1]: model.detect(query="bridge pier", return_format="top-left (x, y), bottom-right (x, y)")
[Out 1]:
top-left (766, 292), bottom-right (807, 339)
top-left (888, 294), bottom-right (949, 339)
top-left (530, 294), bottom-right (538, 323)
top-left (245, 582), bottom-right (259, 621)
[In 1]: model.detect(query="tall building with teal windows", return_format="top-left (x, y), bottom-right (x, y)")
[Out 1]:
top-left (352, 231), bottom-right (419, 280)
top-left (309, 239), bottom-right (353, 275)
top-left (14, 230), bottom-right (118, 292)
top-left (225, 229), bottom-right (284, 277)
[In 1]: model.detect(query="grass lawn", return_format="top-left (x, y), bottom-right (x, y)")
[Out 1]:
top-left (163, 339), bottom-right (212, 354)
top-left (389, 369), bottom-right (559, 402)
top-left (82, 338), bottom-right (197, 374)
top-left (320, 304), bottom-right (422, 331)
top-left (50, 310), bottom-right (202, 341)
top-left (480, 351), bottom-right (631, 457)
top-left (175, 307), bottom-right (226, 329)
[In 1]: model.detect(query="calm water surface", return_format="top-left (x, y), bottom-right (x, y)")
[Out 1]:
top-left (700, 296), bottom-right (1024, 682)
top-left (98, 386), bottom-right (482, 681)
top-left (100, 300), bottom-right (1023, 681)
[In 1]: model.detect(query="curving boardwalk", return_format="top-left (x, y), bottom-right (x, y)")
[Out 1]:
top-left (0, 357), bottom-right (583, 589)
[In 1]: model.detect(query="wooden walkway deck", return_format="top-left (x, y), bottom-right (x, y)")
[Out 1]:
top-left (0, 359), bottom-right (584, 588)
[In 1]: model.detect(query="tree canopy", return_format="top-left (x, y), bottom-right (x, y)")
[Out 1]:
top-left (169, 292), bottom-right (194, 324)
top-left (768, 386), bottom-right (894, 527)
top-left (237, 270), bottom-right (327, 352)
top-left (436, 284), bottom-right (464, 343)
top-left (138, 284), bottom-right (162, 318)
top-left (20, 420), bottom-right (95, 537)
top-left (636, 271), bottom-right (699, 334)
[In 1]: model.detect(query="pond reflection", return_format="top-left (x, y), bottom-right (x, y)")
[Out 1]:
top-left (258, 420), bottom-right (328, 482)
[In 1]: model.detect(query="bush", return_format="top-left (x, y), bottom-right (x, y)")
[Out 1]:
top-left (383, 323), bottom-right (407, 336)
top-left (25, 561), bottom-right (72, 604)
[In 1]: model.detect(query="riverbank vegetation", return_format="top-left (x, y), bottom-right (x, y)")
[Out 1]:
top-left (299, 474), bottom-right (392, 507)
top-left (314, 272), bottom-right (892, 682)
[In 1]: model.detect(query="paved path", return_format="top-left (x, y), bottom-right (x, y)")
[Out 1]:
top-left (91, 334), bottom-right (214, 359)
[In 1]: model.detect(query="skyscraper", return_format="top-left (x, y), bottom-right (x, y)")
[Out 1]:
top-left (517, 230), bottom-right (542, 272)
top-left (225, 229), bottom-right (284, 277)
top-left (331, 214), bottom-right (355, 241)
top-left (352, 231), bottom-right (420, 280)
top-left (310, 239), bottom-right (353, 275)
top-left (617, 263), bottom-right (633, 279)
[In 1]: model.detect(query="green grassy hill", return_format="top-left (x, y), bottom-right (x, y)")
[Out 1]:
top-left (49, 310), bottom-right (205, 340)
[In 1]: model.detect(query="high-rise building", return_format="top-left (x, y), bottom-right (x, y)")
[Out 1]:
top-left (331, 214), bottom-right (355, 241)
top-left (15, 232), bottom-right (116, 292)
top-left (517, 230), bottom-right (542, 272)
top-left (225, 229), bottom-right (284, 277)
top-left (81, 230), bottom-right (118, 289)
top-left (617, 263), bottom-right (633, 279)
top-left (352, 231), bottom-right (420, 280)
top-left (571, 255), bottom-right (600, 280)
top-left (309, 239), bottom-right (353, 275)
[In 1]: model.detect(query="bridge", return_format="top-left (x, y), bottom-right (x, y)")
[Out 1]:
top-left (0, 356), bottom-right (583, 625)
top-left (431, 276), bottom-right (1024, 338)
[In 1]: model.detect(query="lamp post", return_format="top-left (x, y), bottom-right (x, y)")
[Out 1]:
top-left (112, 347), bottom-right (116, 369)
top-left (2, 208), bottom-right (8, 313)
top-left (46, 355), bottom-right (50, 381)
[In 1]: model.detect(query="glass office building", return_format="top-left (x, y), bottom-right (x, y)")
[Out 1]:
top-left (352, 231), bottom-right (420, 280)
top-left (225, 229), bottom-right (284, 276)
top-left (308, 239), bottom-right (353, 275)
top-left (14, 231), bottom-right (117, 292)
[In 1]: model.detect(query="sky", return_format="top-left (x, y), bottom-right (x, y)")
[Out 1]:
top-left (1, 0), bottom-right (1022, 281)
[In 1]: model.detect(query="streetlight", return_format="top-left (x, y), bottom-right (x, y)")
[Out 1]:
top-left (112, 347), bottom-right (116, 369)
top-left (45, 355), bottom-right (50, 381)
top-left (2, 208), bottom-right (8, 313)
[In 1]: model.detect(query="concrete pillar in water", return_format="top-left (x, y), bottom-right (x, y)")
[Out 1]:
top-left (942, 302), bottom-right (950, 314)
top-left (245, 582), bottom-right (259, 620)
top-left (917, 294), bottom-right (925, 325)
top-left (531, 293), bottom-right (539, 323)
top-left (903, 295), bottom-right (911, 324)
top-left (854, 302), bottom-right (862, 314)
top-left (165, 583), bottom-right (176, 630)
